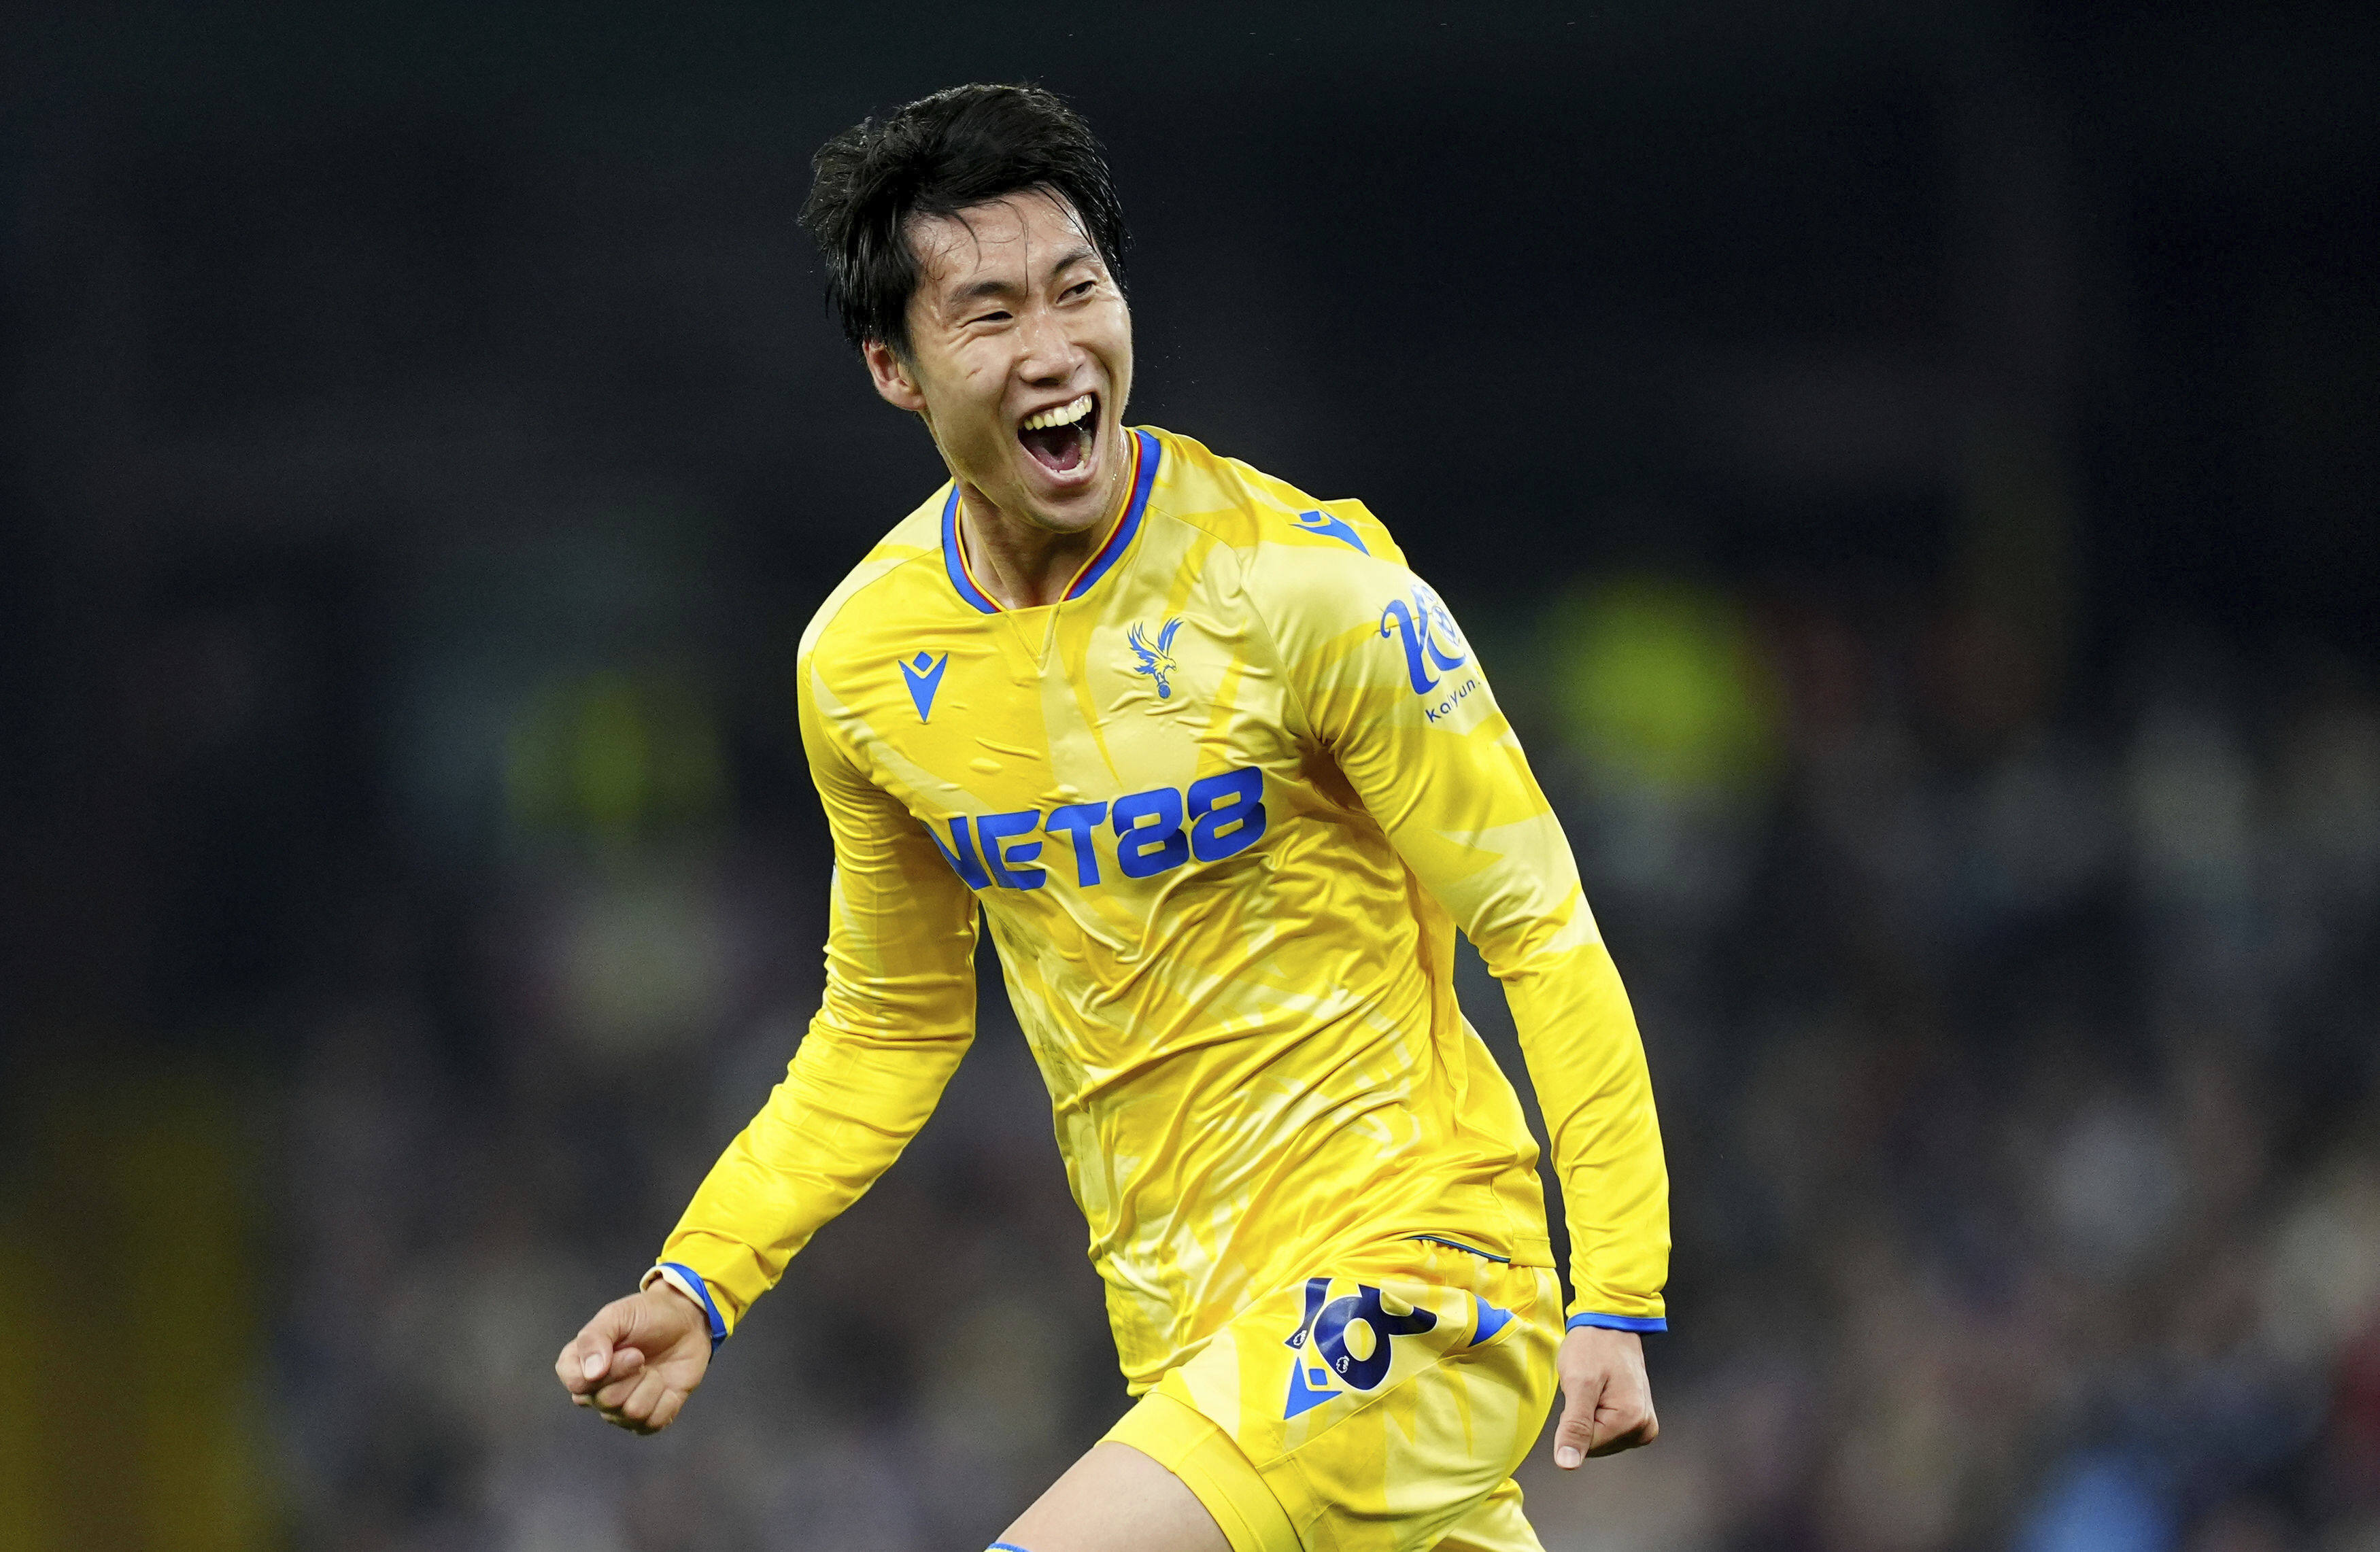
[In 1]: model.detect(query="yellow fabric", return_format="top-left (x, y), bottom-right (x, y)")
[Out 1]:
top-left (1105, 1392), bottom-right (1301, 1552)
top-left (659, 425), bottom-right (1670, 1385)
top-left (1431, 1481), bottom-right (1543, 1552)
top-left (1108, 1238), bottom-right (1557, 1552)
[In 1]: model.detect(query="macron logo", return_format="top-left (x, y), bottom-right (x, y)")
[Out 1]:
top-left (1292, 509), bottom-right (1368, 554)
top-left (900, 651), bottom-right (949, 722)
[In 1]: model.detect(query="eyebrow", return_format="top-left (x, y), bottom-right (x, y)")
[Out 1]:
top-left (945, 244), bottom-right (1100, 308)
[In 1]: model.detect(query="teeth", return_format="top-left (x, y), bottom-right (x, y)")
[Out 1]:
top-left (1021, 394), bottom-right (1094, 432)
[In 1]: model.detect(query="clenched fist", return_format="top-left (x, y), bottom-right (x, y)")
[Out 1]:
top-left (555, 1283), bottom-right (713, 1435)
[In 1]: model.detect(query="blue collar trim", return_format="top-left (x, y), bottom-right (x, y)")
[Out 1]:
top-left (1065, 428), bottom-right (1160, 601)
top-left (938, 428), bottom-right (1161, 614)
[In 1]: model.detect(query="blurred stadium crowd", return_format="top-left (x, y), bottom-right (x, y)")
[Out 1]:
top-left (3, 6), bottom-right (2375, 1552)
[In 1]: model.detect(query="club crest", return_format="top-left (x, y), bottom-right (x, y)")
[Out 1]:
top-left (1127, 619), bottom-right (1184, 700)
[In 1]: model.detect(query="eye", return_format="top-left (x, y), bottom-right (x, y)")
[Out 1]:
top-left (972, 309), bottom-right (1013, 325)
top-left (1064, 279), bottom-right (1097, 300)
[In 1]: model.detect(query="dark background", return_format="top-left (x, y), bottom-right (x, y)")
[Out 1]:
top-left (3, 5), bottom-right (2377, 1550)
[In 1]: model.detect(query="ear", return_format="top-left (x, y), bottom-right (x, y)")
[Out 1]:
top-left (864, 339), bottom-right (927, 414)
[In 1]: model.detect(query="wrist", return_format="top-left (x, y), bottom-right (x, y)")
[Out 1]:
top-left (641, 1262), bottom-right (729, 1352)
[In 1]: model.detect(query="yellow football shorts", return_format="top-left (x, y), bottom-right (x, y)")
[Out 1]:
top-left (1103, 1237), bottom-right (1561, 1552)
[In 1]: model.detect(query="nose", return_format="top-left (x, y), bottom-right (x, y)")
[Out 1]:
top-left (1013, 300), bottom-right (1079, 385)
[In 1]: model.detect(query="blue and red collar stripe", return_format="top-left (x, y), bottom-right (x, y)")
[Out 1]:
top-left (940, 428), bottom-right (1160, 615)
top-left (1066, 428), bottom-right (1159, 600)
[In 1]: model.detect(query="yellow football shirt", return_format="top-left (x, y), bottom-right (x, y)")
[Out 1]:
top-left (657, 426), bottom-right (1669, 1392)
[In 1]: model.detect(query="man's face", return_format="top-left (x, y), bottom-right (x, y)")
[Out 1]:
top-left (866, 190), bottom-right (1134, 536)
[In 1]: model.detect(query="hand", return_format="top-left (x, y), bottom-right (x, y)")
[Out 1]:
top-left (555, 1283), bottom-right (713, 1434)
top-left (1550, 1324), bottom-right (1658, 1467)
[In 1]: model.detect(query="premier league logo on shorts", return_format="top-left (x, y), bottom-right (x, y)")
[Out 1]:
top-left (1280, 1277), bottom-right (1439, 1418)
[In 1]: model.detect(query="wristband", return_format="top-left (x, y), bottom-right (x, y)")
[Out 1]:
top-left (645, 1262), bottom-right (729, 1353)
top-left (1567, 1311), bottom-right (1667, 1333)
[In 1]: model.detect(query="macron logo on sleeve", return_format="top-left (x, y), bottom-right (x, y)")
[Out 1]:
top-left (900, 651), bottom-right (949, 722)
top-left (1292, 509), bottom-right (1368, 553)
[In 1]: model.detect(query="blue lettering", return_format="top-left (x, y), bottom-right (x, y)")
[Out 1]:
top-left (1422, 676), bottom-right (1480, 725)
top-left (1188, 768), bottom-right (1268, 861)
top-left (976, 809), bottom-right (1045, 890)
top-left (1111, 787), bottom-right (1189, 878)
top-left (928, 771), bottom-right (1267, 891)
top-left (925, 816), bottom-right (991, 889)
top-left (1043, 801), bottom-right (1109, 886)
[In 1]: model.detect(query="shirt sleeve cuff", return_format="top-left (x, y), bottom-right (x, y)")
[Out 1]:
top-left (1567, 1311), bottom-right (1668, 1333)
top-left (643, 1262), bottom-right (730, 1352)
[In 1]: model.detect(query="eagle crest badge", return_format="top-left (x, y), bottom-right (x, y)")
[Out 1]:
top-left (1126, 619), bottom-right (1185, 701)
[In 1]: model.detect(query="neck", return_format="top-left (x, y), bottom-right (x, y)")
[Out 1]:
top-left (955, 460), bottom-right (1130, 610)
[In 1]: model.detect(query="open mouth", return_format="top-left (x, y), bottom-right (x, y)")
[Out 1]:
top-left (1018, 392), bottom-right (1097, 475)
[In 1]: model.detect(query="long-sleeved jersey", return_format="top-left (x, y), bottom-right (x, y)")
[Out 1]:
top-left (658, 426), bottom-right (1668, 1392)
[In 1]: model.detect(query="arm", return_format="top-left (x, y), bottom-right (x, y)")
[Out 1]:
top-left (1262, 551), bottom-right (1668, 1456)
top-left (558, 651), bottom-right (980, 1431)
top-left (658, 656), bottom-right (983, 1329)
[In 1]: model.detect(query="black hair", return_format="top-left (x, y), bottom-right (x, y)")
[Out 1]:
top-left (800, 83), bottom-right (1128, 357)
